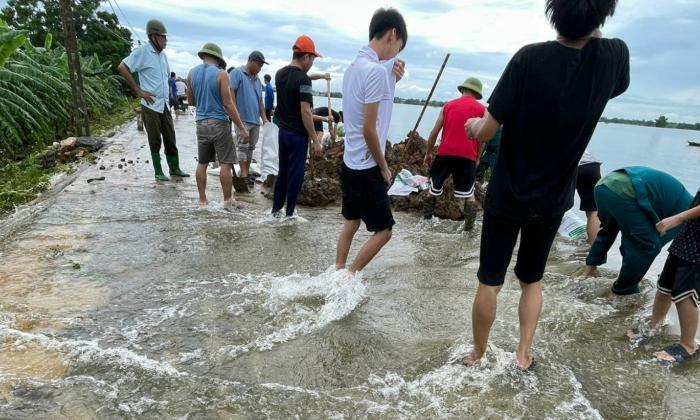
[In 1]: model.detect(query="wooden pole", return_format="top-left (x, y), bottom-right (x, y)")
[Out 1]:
top-left (411, 53), bottom-right (450, 136)
top-left (59, 0), bottom-right (90, 137)
top-left (327, 79), bottom-right (335, 141)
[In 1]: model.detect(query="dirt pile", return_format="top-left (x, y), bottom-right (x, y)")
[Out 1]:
top-left (293, 133), bottom-right (475, 220)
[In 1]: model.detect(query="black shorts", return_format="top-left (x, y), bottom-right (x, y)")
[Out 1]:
top-left (341, 163), bottom-right (395, 232)
top-left (657, 254), bottom-right (700, 306)
top-left (576, 163), bottom-right (601, 212)
top-left (429, 155), bottom-right (476, 198)
top-left (477, 210), bottom-right (563, 286)
top-left (265, 108), bottom-right (272, 122)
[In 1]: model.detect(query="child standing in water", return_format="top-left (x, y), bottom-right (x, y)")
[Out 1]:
top-left (648, 188), bottom-right (700, 365)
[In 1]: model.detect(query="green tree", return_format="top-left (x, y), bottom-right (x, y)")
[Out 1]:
top-left (0, 0), bottom-right (132, 72)
top-left (655, 115), bottom-right (668, 127)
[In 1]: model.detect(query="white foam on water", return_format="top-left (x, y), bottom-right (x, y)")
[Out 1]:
top-left (218, 268), bottom-right (366, 359)
top-left (118, 396), bottom-right (168, 415)
top-left (0, 326), bottom-right (185, 378)
top-left (253, 209), bottom-right (310, 225)
top-left (362, 343), bottom-right (540, 417)
top-left (550, 368), bottom-right (604, 420)
top-left (178, 348), bottom-right (204, 364)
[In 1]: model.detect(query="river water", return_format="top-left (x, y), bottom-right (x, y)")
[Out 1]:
top-left (0, 107), bottom-right (699, 418)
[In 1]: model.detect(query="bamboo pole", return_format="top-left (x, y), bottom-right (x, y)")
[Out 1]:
top-left (411, 53), bottom-right (450, 136)
top-left (327, 79), bottom-right (335, 141)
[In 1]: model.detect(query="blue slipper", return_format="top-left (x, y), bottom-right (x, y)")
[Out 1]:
top-left (655, 343), bottom-right (699, 367)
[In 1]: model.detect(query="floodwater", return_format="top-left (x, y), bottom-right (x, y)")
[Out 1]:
top-left (1, 111), bottom-right (699, 419)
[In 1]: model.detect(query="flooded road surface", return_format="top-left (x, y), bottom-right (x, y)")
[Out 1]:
top-left (1, 114), bottom-right (699, 419)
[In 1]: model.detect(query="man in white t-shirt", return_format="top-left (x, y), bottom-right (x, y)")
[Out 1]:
top-left (335, 8), bottom-right (407, 274)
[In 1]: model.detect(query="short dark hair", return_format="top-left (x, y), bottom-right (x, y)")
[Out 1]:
top-left (293, 52), bottom-right (312, 61)
top-left (545, 0), bottom-right (618, 39)
top-left (264, 74), bottom-right (271, 82)
top-left (170, 72), bottom-right (175, 78)
top-left (227, 66), bottom-right (235, 74)
top-left (369, 8), bottom-right (407, 50)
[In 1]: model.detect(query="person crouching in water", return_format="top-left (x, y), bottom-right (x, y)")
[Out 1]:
top-left (422, 77), bottom-right (485, 230)
top-left (187, 43), bottom-right (249, 209)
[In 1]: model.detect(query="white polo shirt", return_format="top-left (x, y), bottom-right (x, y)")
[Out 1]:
top-left (342, 46), bottom-right (395, 170)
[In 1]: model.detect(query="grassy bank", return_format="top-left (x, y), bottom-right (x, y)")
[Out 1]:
top-left (0, 98), bottom-right (138, 216)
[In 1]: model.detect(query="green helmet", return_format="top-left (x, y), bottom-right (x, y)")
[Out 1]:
top-left (146, 19), bottom-right (167, 36)
top-left (458, 77), bottom-right (483, 100)
top-left (198, 42), bottom-right (227, 69)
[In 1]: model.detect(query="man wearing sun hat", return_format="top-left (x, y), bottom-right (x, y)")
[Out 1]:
top-left (187, 42), bottom-right (249, 210)
top-left (229, 50), bottom-right (270, 187)
top-left (271, 35), bottom-right (323, 218)
top-left (422, 77), bottom-right (486, 229)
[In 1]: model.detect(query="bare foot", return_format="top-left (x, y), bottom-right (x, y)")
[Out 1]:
top-left (198, 200), bottom-right (208, 209)
top-left (223, 199), bottom-right (243, 211)
top-left (461, 351), bottom-right (483, 366)
top-left (515, 351), bottom-right (535, 370)
top-left (335, 264), bottom-right (346, 270)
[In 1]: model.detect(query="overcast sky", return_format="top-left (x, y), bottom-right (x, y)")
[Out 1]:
top-left (4, 0), bottom-right (699, 122)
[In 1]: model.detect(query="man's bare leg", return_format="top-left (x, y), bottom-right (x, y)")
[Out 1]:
top-left (655, 298), bottom-right (699, 361)
top-left (515, 281), bottom-right (543, 369)
top-left (336, 219), bottom-right (361, 270)
top-left (219, 163), bottom-right (233, 203)
top-left (239, 160), bottom-right (250, 178)
top-left (464, 283), bottom-right (501, 364)
top-left (585, 210), bottom-right (601, 244)
top-left (348, 229), bottom-right (392, 274)
top-left (650, 291), bottom-right (673, 329)
top-left (196, 163), bottom-right (208, 207)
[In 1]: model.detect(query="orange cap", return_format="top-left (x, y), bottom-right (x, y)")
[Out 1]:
top-left (293, 35), bottom-right (322, 57)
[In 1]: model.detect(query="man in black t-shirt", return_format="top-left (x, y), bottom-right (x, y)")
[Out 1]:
top-left (272, 35), bottom-right (326, 217)
top-left (462, 0), bottom-right (630, 370)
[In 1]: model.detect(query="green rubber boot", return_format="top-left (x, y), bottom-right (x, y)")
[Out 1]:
top-left (165, 154), bottom-right (190, 177)
top-left (151, 153), bottom-right (170, 182)
top-left (463, 201), bottom-right (478, 231)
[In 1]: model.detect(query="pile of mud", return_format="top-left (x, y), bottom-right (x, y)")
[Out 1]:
top-left (294, 133), bottom-right (481, 220)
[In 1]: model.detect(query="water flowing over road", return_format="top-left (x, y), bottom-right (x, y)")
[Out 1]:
top-left (1, 114), bottom-right (698, 418)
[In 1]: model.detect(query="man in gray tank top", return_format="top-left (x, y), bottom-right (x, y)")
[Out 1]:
top-left (187, 43), bottom-right (249, 210)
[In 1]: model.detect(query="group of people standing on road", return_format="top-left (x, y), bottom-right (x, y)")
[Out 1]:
top-left (119, 0), bottom-right (700, 370)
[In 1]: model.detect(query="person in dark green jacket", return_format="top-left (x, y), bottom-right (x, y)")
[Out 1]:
top-left (583, 167), bottom-right (693, 296)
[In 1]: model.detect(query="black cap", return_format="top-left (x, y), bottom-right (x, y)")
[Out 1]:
top-left (248, 50), bottom-right (269, 65)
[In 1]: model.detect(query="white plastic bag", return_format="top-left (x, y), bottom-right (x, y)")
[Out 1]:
top-left (260, 122), bottom-right (279, 179)
top-left (558, 210), bottom-right (587, 240)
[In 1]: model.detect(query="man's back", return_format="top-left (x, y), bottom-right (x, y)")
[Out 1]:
top-left (487, 37), bottom-right (630, 220)
top-left (438, 96), bottom-right (485, 161)
top-left (189, 63), bottom-right (227, 122)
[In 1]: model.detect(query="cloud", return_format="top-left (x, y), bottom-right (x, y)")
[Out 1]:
top-left (7, 0), bottom-right (691, 122)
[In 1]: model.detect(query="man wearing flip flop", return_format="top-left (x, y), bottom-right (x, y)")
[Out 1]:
top-left (648, 187), bottom-right (700, 365)
top-left (462, 0), bottom-right (629, 370)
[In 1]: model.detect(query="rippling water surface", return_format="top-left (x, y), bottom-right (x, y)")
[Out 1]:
top-left (1, 114), bottom-right (699, 418)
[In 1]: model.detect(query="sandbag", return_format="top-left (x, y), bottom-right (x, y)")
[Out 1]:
top-left (260, 122), bottom-right (279, 179)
